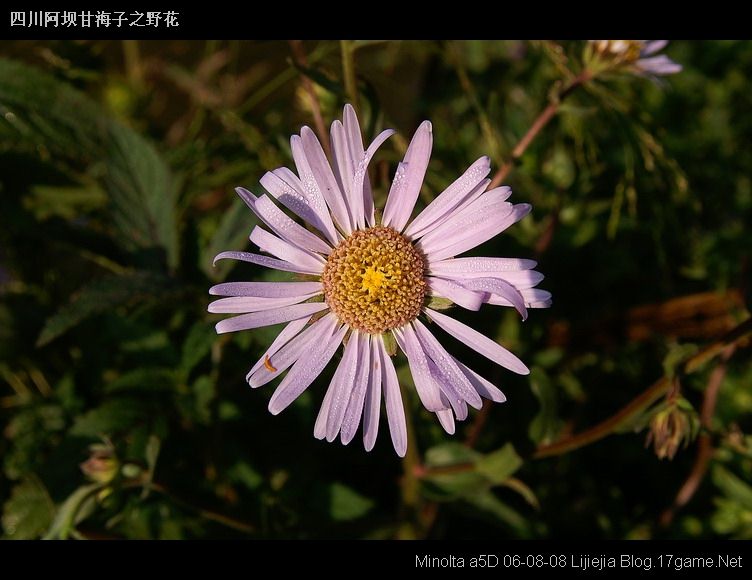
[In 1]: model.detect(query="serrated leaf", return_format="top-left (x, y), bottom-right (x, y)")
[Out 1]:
top-left (476, 443), bottom-right (523, 485)
top-left (0, 58), bottom-right (179, 268)
top-left (2, 476), bottom-right (55, 539)
top-left (328, 483), bottom-right (374, 521)
top-left (105, 124), bottom-right (179, 268)
top-left (36, 271), bottom-right (170, 346)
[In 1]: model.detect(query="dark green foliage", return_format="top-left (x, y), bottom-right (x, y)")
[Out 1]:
top-left (0, 40), bottom-right (750, 540)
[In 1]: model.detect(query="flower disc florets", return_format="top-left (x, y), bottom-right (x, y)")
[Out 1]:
top-left (322, 226), bottom-right (426, 333)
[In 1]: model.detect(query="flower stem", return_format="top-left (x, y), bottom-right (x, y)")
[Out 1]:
top-left (397, 392), bottom-right (423, 538)
top-left (534, 317), bottom-right (752, 459)
top-left (489, 70), bottom-right (592, 189)
top-left (340, 40), bottom-right (359, 111)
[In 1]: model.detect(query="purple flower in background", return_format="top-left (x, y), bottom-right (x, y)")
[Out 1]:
top-left (589, 40), bottom-right (682, 77)
top-left (209, 105), bottom-right (550, 456)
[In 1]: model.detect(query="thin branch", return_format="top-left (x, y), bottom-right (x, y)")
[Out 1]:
top-left (489, 71), bottom-right (592, 189)
top-left (659, 346), bottom-right (735, 527)
top-left (534, 317), bottom-right (752, 459)
top-left (149, 482), bottom-right (256, 535)
top-left (288, 40), bottom-right (330, 157)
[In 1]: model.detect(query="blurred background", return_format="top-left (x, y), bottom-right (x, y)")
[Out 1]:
top-left (0, 40), bottom-right (750, 540)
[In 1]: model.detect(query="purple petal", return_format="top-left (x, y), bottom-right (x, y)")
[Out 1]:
top-left (209, 281), bottom-right (322, 298)
top-left (340, 334), bottom-right (372, 444)
top-left (418, 193), bottom-right (531, 262)
top-left (259, 169), bottom-right (339, 246)
top-left (444, 269), bottom-right (544, 289)
top-left (456, 277), bottom-right (528, 320)
top-left (413, 319), bottom-right (483, 409)
top-left (212, 251), bottom-right (320, 275)
top-left (247, 312), bottom-right (335, 387)
top-left (215, 302), bottom-right (328, 335)
top-left (488, 288), bottom-right (552, 309)
top-left (330, 120), bottom-right (355, 213)
top-left (427, 257), bottom-right (538, 277)
top-left (641, 40), bottom-right (668, 56)
top-left (268, 319), bottom-right (347, 415)
top-left (382, 120), bottom-right (433, 232)
top-left (239, 190), bottom-right (332, 255)
top-left (404, 156), bottom-right (492, 239)
top-left (324, 331), bottom-right (363, 442)
top-left (314, 377), bottom-right (335, 440)
top-left (296, 128), bottom-right (353, 233)
top-left (429, 360), bottom-right (470, 418)
top-left (350, 129), bottom-right (395, 230)
top-left (423, 202), bottom-right (532, 262)
top-left (377, 335), bottom-right (407, 457)
top-left (435, 408), bottom-right (455, 434)
top-left (417, 187), bottom-right (515, 251)
top-left (342, 104), bottom-right (368, 228)
top-left (424, 308), bottom-right (529, 375)
top-left (247, 316), bottom-right (312, 378)
top-left (452, 356), bottom-right (507, 403)
top-left (249, 227), bottom-right (325, 273)
top-left (362, 337), bottom-right (383, 452)
top-left (392, 325), bottom-right (447, 412)
top-left (426, 277), bottom-right (486, 311)
top-left (635, 55), bottom-right (682, 76)
top-left (208, 292), bottom-right (320, 314)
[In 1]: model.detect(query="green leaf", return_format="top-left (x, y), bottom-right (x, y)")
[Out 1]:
top-left (425, 442), bottom-right (480, 467)
top-left (36, 271), bottom-right (170, 346)
top-left (2, 476), bottom-right (55, 539)
top-left (425, 296), bottom-right (454, 311)
top-left (105, 123), bottom-right (180, 268)
top-left (70, 398), bottom-right (147, 438)
top-left (462, 490), bottom-right (531, 536)
top-left (104, 368), bottom-right (177, 393)
top-left (43, 483), bottom-right (103, 540)
top-left (713, 465), bottom-right (752, 510)
top-left (203, 196), bottom-right (256, 279)
top-left (180, 323), bottom-right (216, 376)
top-left (476, 443), bottom-right (523, 485)
top-left (528, 367), bottom-right (562, 445)
top-left (328, 483), bottom-right (374, 521)
top-left (0, 58), bottom-right (179, 269)
top-left (422, 443), bottom-right (485, 501)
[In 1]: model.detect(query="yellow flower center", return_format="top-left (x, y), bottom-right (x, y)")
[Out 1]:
top-left (322, 226), bottom-right (426, 334)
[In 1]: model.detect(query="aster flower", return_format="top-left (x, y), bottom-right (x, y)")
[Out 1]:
top-left (588, 40), bottom-right (682, 77)
top-left (209, 105), bottom-right (550, 456)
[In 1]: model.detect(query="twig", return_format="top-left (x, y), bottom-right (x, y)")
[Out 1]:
top-left (149, 482), bottom-right (256, 535)
top-left (534, 317), bottom-right (752, 459)
top-left (289, 40), bottom-right (331, 157)
top-left (659, 346), bottom-right (735, 527)
top-left (488, 71), bottom-right (592, 190)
